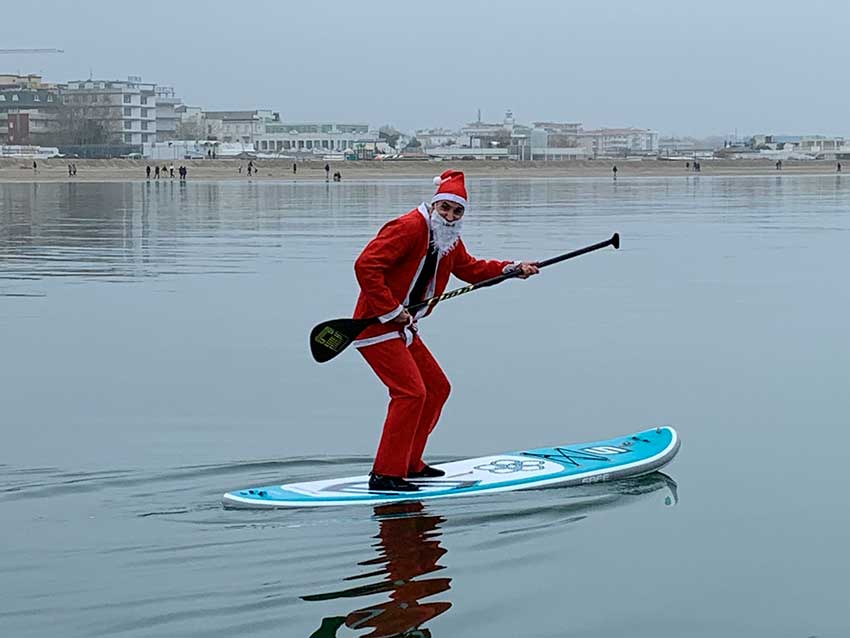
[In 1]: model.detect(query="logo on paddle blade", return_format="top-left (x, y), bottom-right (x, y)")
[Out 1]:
top-left (315, 326), bottom-right (349, 352)
top-left (474, 459), bottom-right (547, 474)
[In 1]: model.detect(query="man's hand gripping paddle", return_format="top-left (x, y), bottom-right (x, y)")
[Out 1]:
top-left (309, 232), bottom-right (620, 363)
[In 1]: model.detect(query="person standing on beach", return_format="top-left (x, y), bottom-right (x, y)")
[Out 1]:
top-left (146, 165), bottom-right (151, 179)
top-left (72, 163), bottom-right (77, 176)
top-left (325, 163), bottom-right (330, 180)
top-left (68, 164), bottom-right (73, 177)
top-left (293, 162), bottom-right (297, 175)
top-left (612, 165), bottom-right (618, 179)
top-left (838, 162), bottom-right (842, 173)
top-left (32, 160), bottom-right (37, 173)
top-left (154, 166), bottom-right (160, 179)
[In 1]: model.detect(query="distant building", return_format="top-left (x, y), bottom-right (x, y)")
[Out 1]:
top-left (795, 135), bottom-right (845, 155)
top-left (741, 134), bottom-right (849, 159)
top-left (202, 110), bottom-right (278, 144)
top-left (658, 137), bottom-right (698, 153)
top-left (577, 128), bottom-right (659, 157)
top-left (155, 86), bottom-right (182, 141)
top-left (255, 121), bottom-right (379, 157)
top-left (455, 111), bottom-right (594, 160)
top-left (460, 109), bottom-right (518, 149)
top-left (414, 128), bottom-right (459, 149)
top-left (62, 76), bottom-right (157, 144)
top-left (527, 122), bottom-right (587, 161)
top-left (0, 74), bottom-right (62, 144)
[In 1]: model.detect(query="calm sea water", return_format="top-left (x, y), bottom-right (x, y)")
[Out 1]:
top-left (1, 176), bottom-right (848, 637)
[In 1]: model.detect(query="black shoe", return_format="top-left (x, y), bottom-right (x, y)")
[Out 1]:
top-left (368, 473), bottom-right (420, 492)
top-left (407, 464), bottom-right (445, 479)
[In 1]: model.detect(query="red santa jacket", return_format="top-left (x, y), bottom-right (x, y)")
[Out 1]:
top-left (352, 204), bottom-right (513, 348)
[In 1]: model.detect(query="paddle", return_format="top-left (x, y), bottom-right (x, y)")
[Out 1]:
top-left (310, 232), bottom-right (620, 363)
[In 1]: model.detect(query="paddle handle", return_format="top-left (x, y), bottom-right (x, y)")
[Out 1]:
top-left (536, 232), bottom-right (619, 268)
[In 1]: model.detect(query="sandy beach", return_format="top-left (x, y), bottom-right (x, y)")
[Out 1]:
top-left (0, 157), bottom-right (845, 183)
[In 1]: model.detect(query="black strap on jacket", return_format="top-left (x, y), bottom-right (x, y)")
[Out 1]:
top-left (409, 240), bottom-right (439, 307)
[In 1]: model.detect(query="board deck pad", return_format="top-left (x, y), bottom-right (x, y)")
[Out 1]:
top-left (222, 426), bottom-right (679, 508)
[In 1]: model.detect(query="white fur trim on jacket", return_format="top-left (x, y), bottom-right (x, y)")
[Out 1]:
top-left (502, 261), bottom-right (520, 274)
top-left (431, 193), bottom-right (467, 208)
top-left (378, 304), bottom-right (404, 323)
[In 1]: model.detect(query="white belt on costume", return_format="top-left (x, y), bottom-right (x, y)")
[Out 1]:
top-left (352, 322), bottom-right (419, 349)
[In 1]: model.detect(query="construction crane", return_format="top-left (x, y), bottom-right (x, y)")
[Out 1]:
top-left (0, 49), bottom-right (64, 54)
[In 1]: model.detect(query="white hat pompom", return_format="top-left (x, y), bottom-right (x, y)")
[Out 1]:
top-left (433, 175), bottom-right (442, 186)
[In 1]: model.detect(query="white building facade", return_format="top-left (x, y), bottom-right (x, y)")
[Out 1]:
top-left (578, 128), bottom-right (659, 157)
top-left (255, 122), bottom-right (379, 156)
top-left (63, 76), bottom-right (157, 145)
top-left (155, 86), bottom-right (182, 141)
top-left (202, 110), bottom-right (278, 144)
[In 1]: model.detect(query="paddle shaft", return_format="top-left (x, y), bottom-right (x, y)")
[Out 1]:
top-left (405, 232), bottom-right (620, 315)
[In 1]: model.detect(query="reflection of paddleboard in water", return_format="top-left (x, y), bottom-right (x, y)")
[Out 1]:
top-left (223, 426), bottom-right (680, 508)
top-left (303, 475), bottom-right (678, 638)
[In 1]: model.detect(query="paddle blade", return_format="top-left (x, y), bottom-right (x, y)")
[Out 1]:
top-left (309, 317), bottom-right (373, 363)
top-left (612, 232), bottom-right (620, 249)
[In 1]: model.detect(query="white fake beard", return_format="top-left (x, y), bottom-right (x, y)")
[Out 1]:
top-left (429, 210), bottom-right (463, 255)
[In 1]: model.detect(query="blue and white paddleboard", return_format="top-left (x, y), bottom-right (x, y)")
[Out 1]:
top-left (222, 426), bottom-right (680, 509)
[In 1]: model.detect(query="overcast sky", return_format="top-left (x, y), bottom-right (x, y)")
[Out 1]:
top-left (3, 0), bottom-right (846, 137)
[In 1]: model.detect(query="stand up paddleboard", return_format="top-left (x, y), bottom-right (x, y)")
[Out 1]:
top-left (222, 426), bottom-right (679, 509)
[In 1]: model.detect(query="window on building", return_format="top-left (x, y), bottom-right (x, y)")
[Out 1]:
top-left (124, 107), bottom-right (132, 116)
top-left (47, 95), bottom-right (54, 102)
top-left (124, 134), bottom-right (132, 143)
top-left (141, 121), bottom-right (148, 131)
top-left (0, 95), bottom-right (5, 102)
top-left (12, 94), bottom-right (19, 101)
top-left (33, 94), bottom-right (40, 102)
top-left (123, 95), bottom-right (131, 104)
top-left (124, 120), bottom-right (132, 129)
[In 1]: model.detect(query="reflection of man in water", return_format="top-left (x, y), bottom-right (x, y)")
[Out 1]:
top-left (305, 502), bottom-right (451, 638)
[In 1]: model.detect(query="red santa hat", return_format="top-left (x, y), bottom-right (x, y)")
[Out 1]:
top-left (431, 170), bottom-right (468, 208)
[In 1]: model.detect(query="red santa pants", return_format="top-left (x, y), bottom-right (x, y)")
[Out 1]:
top-left (358, 335), bottom-right (451, 477)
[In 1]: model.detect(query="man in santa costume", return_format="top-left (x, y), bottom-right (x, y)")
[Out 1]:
top-left (353, 170), bottom-right (539, 492)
